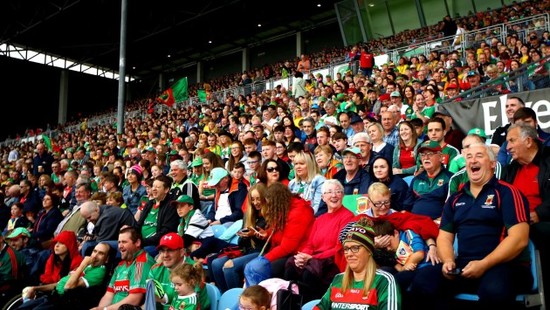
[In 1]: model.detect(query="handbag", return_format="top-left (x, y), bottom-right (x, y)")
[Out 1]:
top-left (218, 245), bottom-right (244, 259)
top-left (276, 280), bottom-right (303, 310)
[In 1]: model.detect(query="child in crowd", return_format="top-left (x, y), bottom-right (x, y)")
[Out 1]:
top-left (372, 219), bottom-right (429, 305)
top-left (231, 162), bottom-right (249, 187)
top-left (239, 285), bottom-right (272, 310)
top-left (169, 263), bottom-right (205, 310)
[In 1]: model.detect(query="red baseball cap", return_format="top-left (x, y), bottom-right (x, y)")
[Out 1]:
top-left (156, 233), bottom-right (184, 250)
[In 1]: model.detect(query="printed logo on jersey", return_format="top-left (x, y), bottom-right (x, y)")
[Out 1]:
top-left (482, 194), bottom-right (495, 209)
top-left (113, 279), bottom-right (130, 293)
top-left (330, 287), bottom-right (378, 308)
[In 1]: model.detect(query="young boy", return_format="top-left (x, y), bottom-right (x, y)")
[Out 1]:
top-left (372, 219), bottom-right (429, 293)
top-left (231, 162), bottom-right (249, 188)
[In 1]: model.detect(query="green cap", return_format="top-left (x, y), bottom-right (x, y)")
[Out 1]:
top-left (174, 195), bottom-right (194, 205)
top-left (6, 227), bottom-right (31, 239)
top-left (191, 157), bottom-right (203, 167)
top-left (418, 140), bottom-right (442, 153)
top-left (467, 127), bottom-right (487, 138)
top-left (207, 167), bottom-right (229, 186)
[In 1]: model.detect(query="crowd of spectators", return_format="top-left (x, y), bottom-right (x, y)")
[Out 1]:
top-left (1, 1), bottom-right (550, 309)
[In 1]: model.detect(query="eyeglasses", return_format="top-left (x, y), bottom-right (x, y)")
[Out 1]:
top-left (266, 167), bottom-right (280, 172)
top-left (369, 199), bottom-right (391, 208)
top-left (324, 190), bottom-right (343, 196)
top-left (420, 152), bottom-right (438, 157)
top-left (343, 245), bottom-right (362, 253)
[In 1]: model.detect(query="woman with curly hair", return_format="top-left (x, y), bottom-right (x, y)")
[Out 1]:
top-left (244, 182), bottom-right (314, 286)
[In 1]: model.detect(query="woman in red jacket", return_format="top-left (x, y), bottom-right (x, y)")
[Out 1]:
top-left (39, 230), bottom-right (83, 284)
top-left (244, 182), bottom-right (314, 286)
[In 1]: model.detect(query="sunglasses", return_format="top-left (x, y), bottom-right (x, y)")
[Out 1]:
top-left (266, 167), bottom-right (280, 172)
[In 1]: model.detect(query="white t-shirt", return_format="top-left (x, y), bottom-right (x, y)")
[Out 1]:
top-left (214, 192), bottom-right (231, 221)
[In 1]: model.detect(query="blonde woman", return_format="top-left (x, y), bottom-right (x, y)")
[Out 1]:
top-left (316, 217), bottom-right (401, 309)
top-left (288, 151), bottom-right (326, 216)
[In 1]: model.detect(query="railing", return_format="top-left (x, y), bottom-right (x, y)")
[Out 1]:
top-left (441, 54), bottom-right (550, 103)
top-left (4, 14), bottom-right (549, 147)
top-left (386, 13), bottom-right (550, 64)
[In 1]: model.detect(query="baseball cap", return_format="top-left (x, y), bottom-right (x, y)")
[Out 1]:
top-left (468, 127), bottom-right (487, 138)
top-left (156, 233), bottom-right (184, 250)
top-left (342, 147), bottom-right (362, 159)
top-left (446, 83), bottom-right (458, 89)
top-left (418, 140), bottom-right (443, 153)
top-left (207, 167), bottom-right (229, 186)
top-left (6, 227), bottom-right (31, 239)
top-left (191, 157), bottom-right (203, 167)
top-left (350, 113), bottom-right (363, 125)
top-left (352, 132), bottom-right (371, 145)
top-left (467, 71), bottom-right (479, 77)
top-left (390, 91), bottom-right (401, 97)
top-left (379, 93), bottom-right (391, 101)
top-left (173, 195), bottom-right (194, 205)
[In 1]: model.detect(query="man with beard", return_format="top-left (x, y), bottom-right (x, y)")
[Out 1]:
top-left (93, 227), bottom-right (155, 310)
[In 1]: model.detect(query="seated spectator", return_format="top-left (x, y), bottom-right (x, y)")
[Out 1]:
top-left (209, 184), bottom-right (268, 293)
top-left (172, 194), bottom-right (229, 260)
top-left (19, 242), bottom-right (111, 309)
top-left (407, 141), bottom-right (453, 221)
top-left (411, 143), bottom-right (531, 309)
top-left (39, 231), bottom-right (83, 286)
top-left (369, 156), bottom-right (412, 211)
top-left (256, 159), bottom-right (289, 187)
top-left (316, 217), bottom-right (401, 309)
top-left (392, 121), bottom-right (421, 178)
top-left (372, 219), bottom-right (430, 306)
top-left (368, 122), bottom-right (395, 164)
top-left (284, 179), bottom-right (354, 302)
top-left (122, 164), bottom-right (147, 215)
top-left (314, 144), bottom-right (343, 180)
top-left (288, 150), bottom-right (326, 216)
top-left (30, 193), bottom-right (64, 249)
top-left (0, 231), bottom-right (26, 297)
top-left (5, 202), bottom-right (30, 233)
top-left (93, 226), bottom-right (155, 309)
top-left (148, 233), bottom-right (209, 310)
top-left (136, 175), bottom-right (179, 258)
top-left (166, 263), bottom-right (206, 310)
top-left (334, 147), bottom-right (372, 195)
top-left (205, 167), bottom-right (247, 226)
top-left (5, 227), bottom-right (40, 280)
top-left (244, 182), bottom-right (314, 285)
top-left (79, 200), bottom-right (136, 256)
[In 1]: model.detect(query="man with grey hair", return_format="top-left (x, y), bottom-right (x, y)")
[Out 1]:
top-left (169, 159), bottom-right (199, 209)
top-left (79, 200), bottom-right (136, 256)
top-left (502, 123), bottom-right (550, 295)
top-left (352, 132), bottom-right (373, 171)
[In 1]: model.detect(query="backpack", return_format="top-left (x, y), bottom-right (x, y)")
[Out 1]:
top-left (258, 278), bottom-right (302, 310)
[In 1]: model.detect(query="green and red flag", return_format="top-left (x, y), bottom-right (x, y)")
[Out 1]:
top-left (157, 77), bottom-right (188, 107)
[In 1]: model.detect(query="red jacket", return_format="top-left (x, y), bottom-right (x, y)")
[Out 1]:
top-left (264, 196), bottom-right (314, 262)
top-left (40, 230), bottom-right (83, 284)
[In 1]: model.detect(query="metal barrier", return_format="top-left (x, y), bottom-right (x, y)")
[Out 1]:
top-left (442, 54), bottom-right (550, 103)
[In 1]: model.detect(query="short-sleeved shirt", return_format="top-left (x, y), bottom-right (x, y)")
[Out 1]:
top-left (56, 265), bottom-right (107, 295)
top-left (441, 176), bottom-right (530, 263)
top-left (169, 293), bottom-right (198, 310)
top-left (316, 271), bottom-right (401, 310)
top-left (108, 250), bottom-right (155, 304)
top-left (148, 263), bottom-right (209, 310)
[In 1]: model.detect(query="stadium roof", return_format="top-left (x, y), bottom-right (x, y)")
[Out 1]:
top-left (0, 0), bottom-right (340, 80)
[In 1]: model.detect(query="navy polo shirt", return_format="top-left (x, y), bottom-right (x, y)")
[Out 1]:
top-left (441, 176), bottom-right (530, 263)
